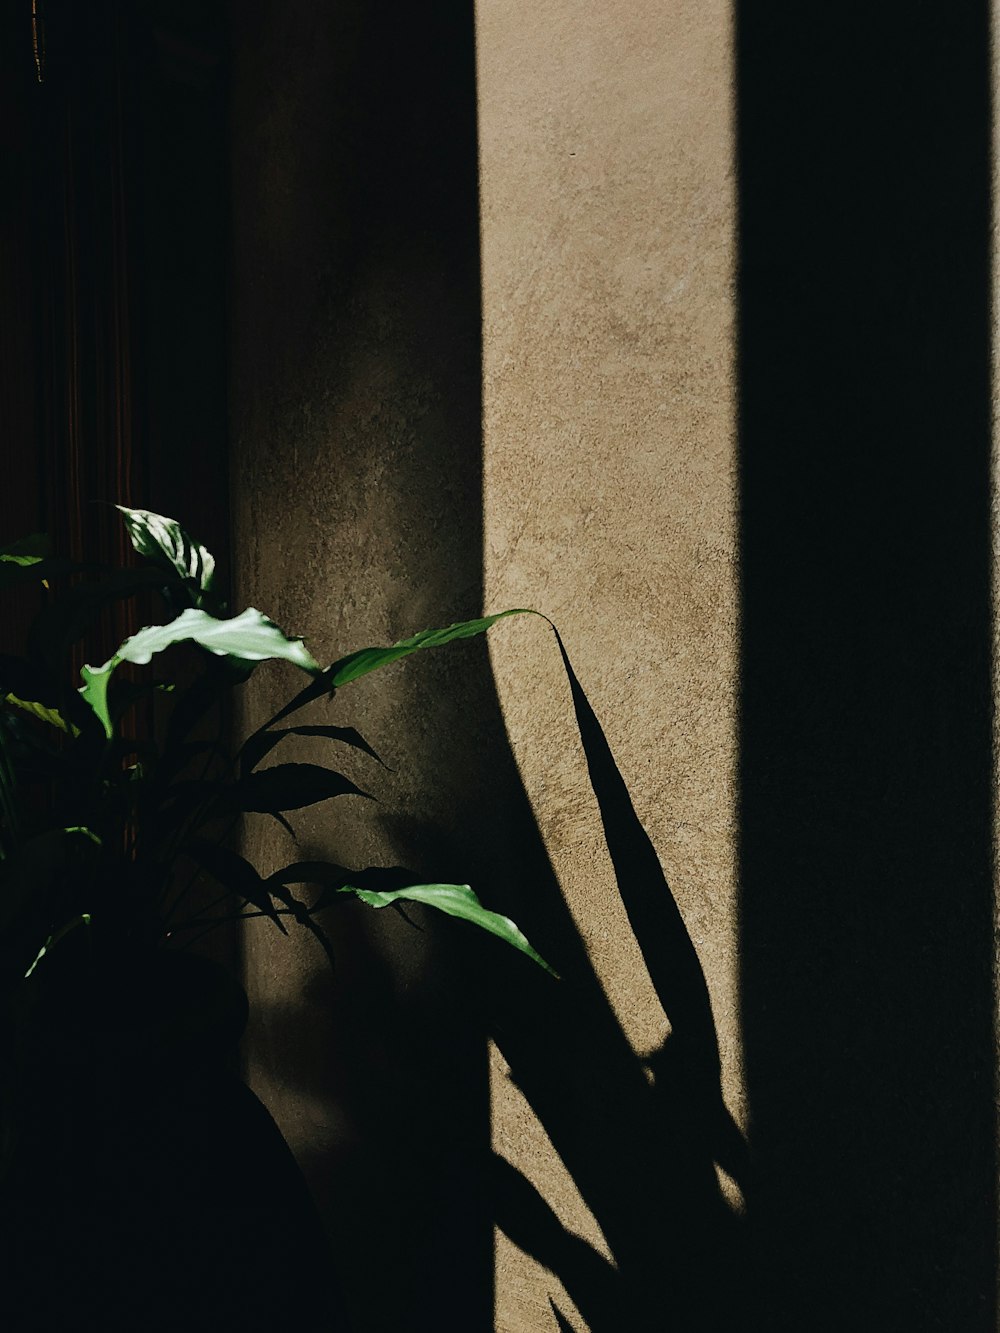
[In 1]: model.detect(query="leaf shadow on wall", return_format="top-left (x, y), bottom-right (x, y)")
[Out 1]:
top-left (255, 630), bottom-right (761, 1333)
top-left (228, 0), bottom-right (758, 1325)
top-left (470, 631), bottom-right (759, 1332)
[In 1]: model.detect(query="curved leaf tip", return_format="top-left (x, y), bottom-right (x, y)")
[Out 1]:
top-left (80, 607), bottom-right (320, 737)
top-left (344, 881), bottom-right (557, 976)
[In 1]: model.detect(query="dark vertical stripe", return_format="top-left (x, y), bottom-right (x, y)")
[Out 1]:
top-left (736, 7), bottom-right (996, 1329)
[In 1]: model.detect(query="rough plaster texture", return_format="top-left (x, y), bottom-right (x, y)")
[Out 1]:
top-left (228, 2), bottom-right (999, 1328)
top-left (476, 2), bottom-right (739, 1326)
top-left (229, 1), bottom-right (739, 1329)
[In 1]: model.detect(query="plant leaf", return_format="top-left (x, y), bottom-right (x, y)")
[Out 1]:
top-left (0, 532), bottom-right (51, 563)
top-left (3, 692), bottom-right (80, 736)
top-left (240, 724), bottom-right (385, 776)
top-left (341, 881), bottom-right (556, 975)
top-left (110, 607), bottom-right (318, 669)
top-left (233, 763), bottom-right (370, 814)
top-left (24, 912), bottom-right (92, 980)
top-left (79, 664), bottom-right (115, 739)
top-left (327, 608), bottom-right (539, 687)
top-left (80, 608), bottom-right (320, 737)
top-left (117, 506), bottom-right (217, 606)
top-left (250, 608), bottom-right (540, 735)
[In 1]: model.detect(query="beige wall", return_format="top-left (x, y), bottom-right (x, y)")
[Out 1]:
top-left (229, 2), bottom-right (996, 1330)
top-left (229, 1), bottom-right (741, 1329)
top-left (475, 1), bottom-right (740, 1326)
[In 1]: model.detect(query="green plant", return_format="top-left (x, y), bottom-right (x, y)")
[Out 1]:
top-left (0, 506), bottom-right (553, 1000)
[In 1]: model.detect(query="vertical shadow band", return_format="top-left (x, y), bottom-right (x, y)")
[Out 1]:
top-left (736, 6), bottom-right (996, 1330)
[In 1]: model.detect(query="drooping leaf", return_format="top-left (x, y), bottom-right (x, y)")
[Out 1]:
top-left (341, 881), bottom-right (556, 975)
top-left (0, 530), bottom-right (51, 562)
top-left (250, 608), bottom-right (540, 735)
top-left (24, 912), bottom-right (93, 980)
top-left (111, 606), bottom-right (318, 670)
top-left (240, 724), bottom-right (385, 776)
top-left (183, 838), bottom-right (287, 932)
top-left (327, 608), bottom-right (539, 687)
top-left (0, 532), bottom-right (50, 566)
top-left (80, 607), bottom-right (320, 737)
top-left (232, 763), bottom-right (369, 814)
top-left (3, 692), bottom-right (80, 736)
top-left (78, 664), bottom-right (115, 739)
top-left (0, 654), bottom-right (82, 736)
top-left (117, 506), bottom-right (218, 606)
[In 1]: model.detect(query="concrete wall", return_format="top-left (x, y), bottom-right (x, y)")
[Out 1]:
top-left (229, 2), bottom-right (996, 1330)
top-left (230, 2), bottom-right (741, 1327)
top-left (475, 3), bottom-right (741, 1328)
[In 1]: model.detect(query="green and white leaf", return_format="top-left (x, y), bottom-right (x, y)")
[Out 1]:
top-left (342, 880), bottom-right (556, 975)
top-left (116, 506), bottom-right (217, 604)
top-left (80, 607), bottom-right (320, 737)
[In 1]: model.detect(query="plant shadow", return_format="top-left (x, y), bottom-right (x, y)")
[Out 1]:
top-left (249, 631), bottom-right (759, 1331)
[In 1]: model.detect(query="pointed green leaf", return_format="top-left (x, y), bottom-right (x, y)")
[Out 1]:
top-left (3, 692), bottom-right (80, 736)
top-left (250, 609), bottom-right (541, 735)
top-left (111, 607), bottom-right (318, 669)
top-left (234, 763), bottom-right (369, 814)
top-left (117, 506), bottom-right (217, 605)
top-left (62, 827), bottom-right (102, 845)
top-left (79, 608), bottom-right (319, 737)
top-left (0, 554), bottom-right (44, 568)
top-left (327, 608), bottom-right (540, 687)
top-left (0, 532), bottom-right (51, 566)
top-left (341, 881), bottom-right (556, 975)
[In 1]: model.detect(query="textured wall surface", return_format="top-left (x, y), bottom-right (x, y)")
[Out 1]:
top-left (475, 2), bottom-right (740, 1328)
top-left (229, 3), bottom-right (506, 1328)
top-left (228, 1), bottom-right (996, 1330)
top-left (228, 1), bottom-right (742, 1329)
